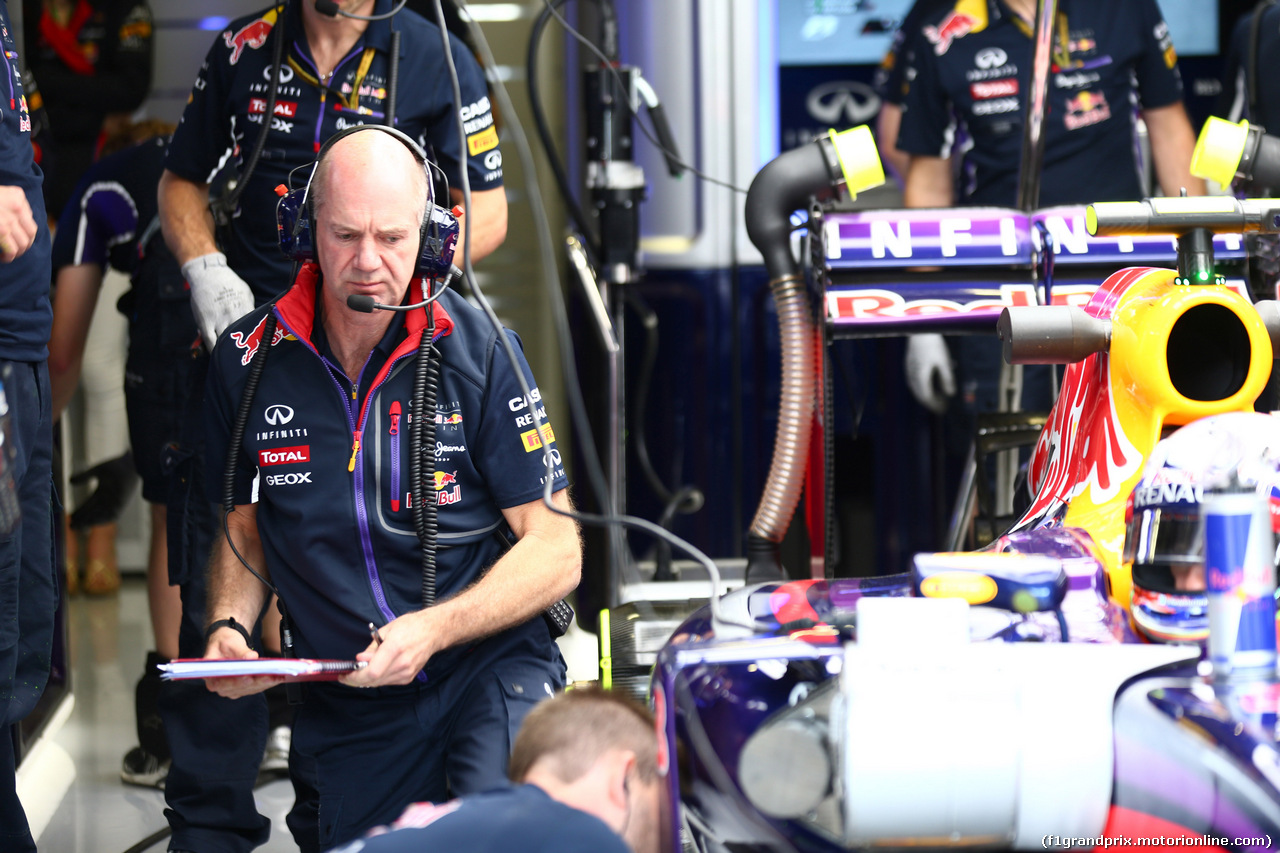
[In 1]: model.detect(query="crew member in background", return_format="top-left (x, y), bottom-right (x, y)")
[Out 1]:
top-left (156, 2), bottom-right (510, 851)
top-left (26, 0), bottom-right (152, 601)
top-left (874, 0), bottom-right (948, 185)
top-left (200, 126), bottom-right (576, 852)
top-left (1217, 0), bottom-right (1280, 402)
top-left (0, 2), bottom-right (55, 850)
top-left (45, 122), bottom-right (246, 793)
top-left (47, 124), bottom-right (178, 787)
top-left (330, 688), bottom-right (669, 853)
top-left (22, 0), bottom-right (153, 221)
top-left (894, 0), bottom-right (1203, 438)
top-left (1219, 1), bottom-right (1280, 141)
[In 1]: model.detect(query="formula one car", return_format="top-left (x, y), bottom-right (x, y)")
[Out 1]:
top-left (612, 124), bottom-right (1280, 852)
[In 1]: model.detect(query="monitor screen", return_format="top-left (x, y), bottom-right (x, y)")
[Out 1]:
top-left (777, 0), bottom-right (918, 66)
top-left (1157, 0), bottom-right (1219, 58)
top-left (776, 0), bottom-right (1219, 67)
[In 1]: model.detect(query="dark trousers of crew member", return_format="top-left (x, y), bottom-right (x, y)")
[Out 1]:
top-left (158, 351), bottom-right (272, 853)
top-left (0, 361), bottom-right (55, 853)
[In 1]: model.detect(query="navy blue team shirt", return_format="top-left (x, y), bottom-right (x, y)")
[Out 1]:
top-left (0, 1), bottom-right (51, 362)
top-left (50, 135), bottom-right (167, 274)
top-left (328, 785), bottom-right (630, 853)
top-left (164, 0), bottom-right (503, 300)
top-left (875, 0), bottom-right (950, 107)
top-left (204, 267), bottom-right (568, 679)
top-left (1219, 4), bottom-right (1280, 136)
top-left (896, 0), bottom-right (1185, 207)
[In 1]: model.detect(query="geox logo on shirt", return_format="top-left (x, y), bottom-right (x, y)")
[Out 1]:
top-left (259, 446), bottom-right (310, 466)
top-left (264, 471), bottom-right (313, 486)
top-left (973, 97), bottom-right (1018, 116)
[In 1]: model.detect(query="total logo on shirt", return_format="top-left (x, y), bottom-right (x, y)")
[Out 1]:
top-left (259, 445), bottom-right (310, 466)
top-left (970, 79), bottom-right (1018, 100)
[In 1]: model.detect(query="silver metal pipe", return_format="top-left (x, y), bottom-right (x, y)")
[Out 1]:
top-left (1015, 0), bottom-right (1060, 211)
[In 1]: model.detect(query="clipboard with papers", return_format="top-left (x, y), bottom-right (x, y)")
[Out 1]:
top-left (158, 658), bottom-right (368, 682)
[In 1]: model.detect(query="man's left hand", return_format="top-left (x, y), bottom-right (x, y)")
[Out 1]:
top-left (0, 186), bottom-right (38, 263)
top-left (341, 611), bottom-right (437, 688)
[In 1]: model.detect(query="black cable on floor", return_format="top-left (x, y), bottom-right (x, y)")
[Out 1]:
top-left (120, 826), bottom-right (170, 853)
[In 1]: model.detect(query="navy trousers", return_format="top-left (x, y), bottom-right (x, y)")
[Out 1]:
top-left (288, 627), bottom-right (565, 853)
top-left (0, 361), bottom-right (55, 853)
top-left (159, 351), bottom-right (271, 853)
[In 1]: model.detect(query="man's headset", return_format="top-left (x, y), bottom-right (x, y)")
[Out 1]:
top-left (274, 123), bottom-right (460, 283)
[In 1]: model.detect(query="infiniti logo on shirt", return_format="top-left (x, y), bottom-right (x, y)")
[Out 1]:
top-left (265, 404), bottom-right (295, 426)
top-left (975, 47), bottom-right (1007, 69)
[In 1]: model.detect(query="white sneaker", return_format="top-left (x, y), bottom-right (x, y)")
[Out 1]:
top-left (260, 725), bottom-right (291, 776)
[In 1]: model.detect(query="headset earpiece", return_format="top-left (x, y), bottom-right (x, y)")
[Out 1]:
top-left (274, 124), bottom-right (458, 278)
top-left (275, 181), bottom-right (312, 262)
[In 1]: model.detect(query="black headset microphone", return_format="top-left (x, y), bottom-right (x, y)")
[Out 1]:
top-left (314, 0), bottom-right (409, 20)
top-left (345, 265), bottom-right (463, 313)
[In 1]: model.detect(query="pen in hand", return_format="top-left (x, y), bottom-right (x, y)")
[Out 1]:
top-left (369, 622), bottom-right (384, 647)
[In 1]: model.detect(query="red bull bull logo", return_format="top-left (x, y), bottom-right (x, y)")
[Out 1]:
top-left (435, 411), bottom-right (463, 426)
top-left (223, 10), bottom-right (278, 66)
top-left (924, 12), bottom-right (976, 55)
top-left (432, 470), bottom-right (458, 491)
top-left (1064, 90), bottom-right (1110, 131)
top-left (228, 316), bottom-right (288, 367)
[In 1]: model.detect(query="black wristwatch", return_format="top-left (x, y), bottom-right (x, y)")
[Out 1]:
top-left (205, 616), bottom-right (253, 647)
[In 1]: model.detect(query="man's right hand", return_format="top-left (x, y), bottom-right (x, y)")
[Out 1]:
top-left (182, 251), bottom-right (255, 348)
top-left (202, 625), bottom-right (282, 699)
top-left (0, 186), bottom-right (38, 263)
top-left (905, 333), bottom-right (956, 414)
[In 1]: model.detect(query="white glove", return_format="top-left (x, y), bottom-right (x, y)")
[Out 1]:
top-left (182, 251), bottom-right (255, 349)
top-left (905, 333), bottom-right (956, 414)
